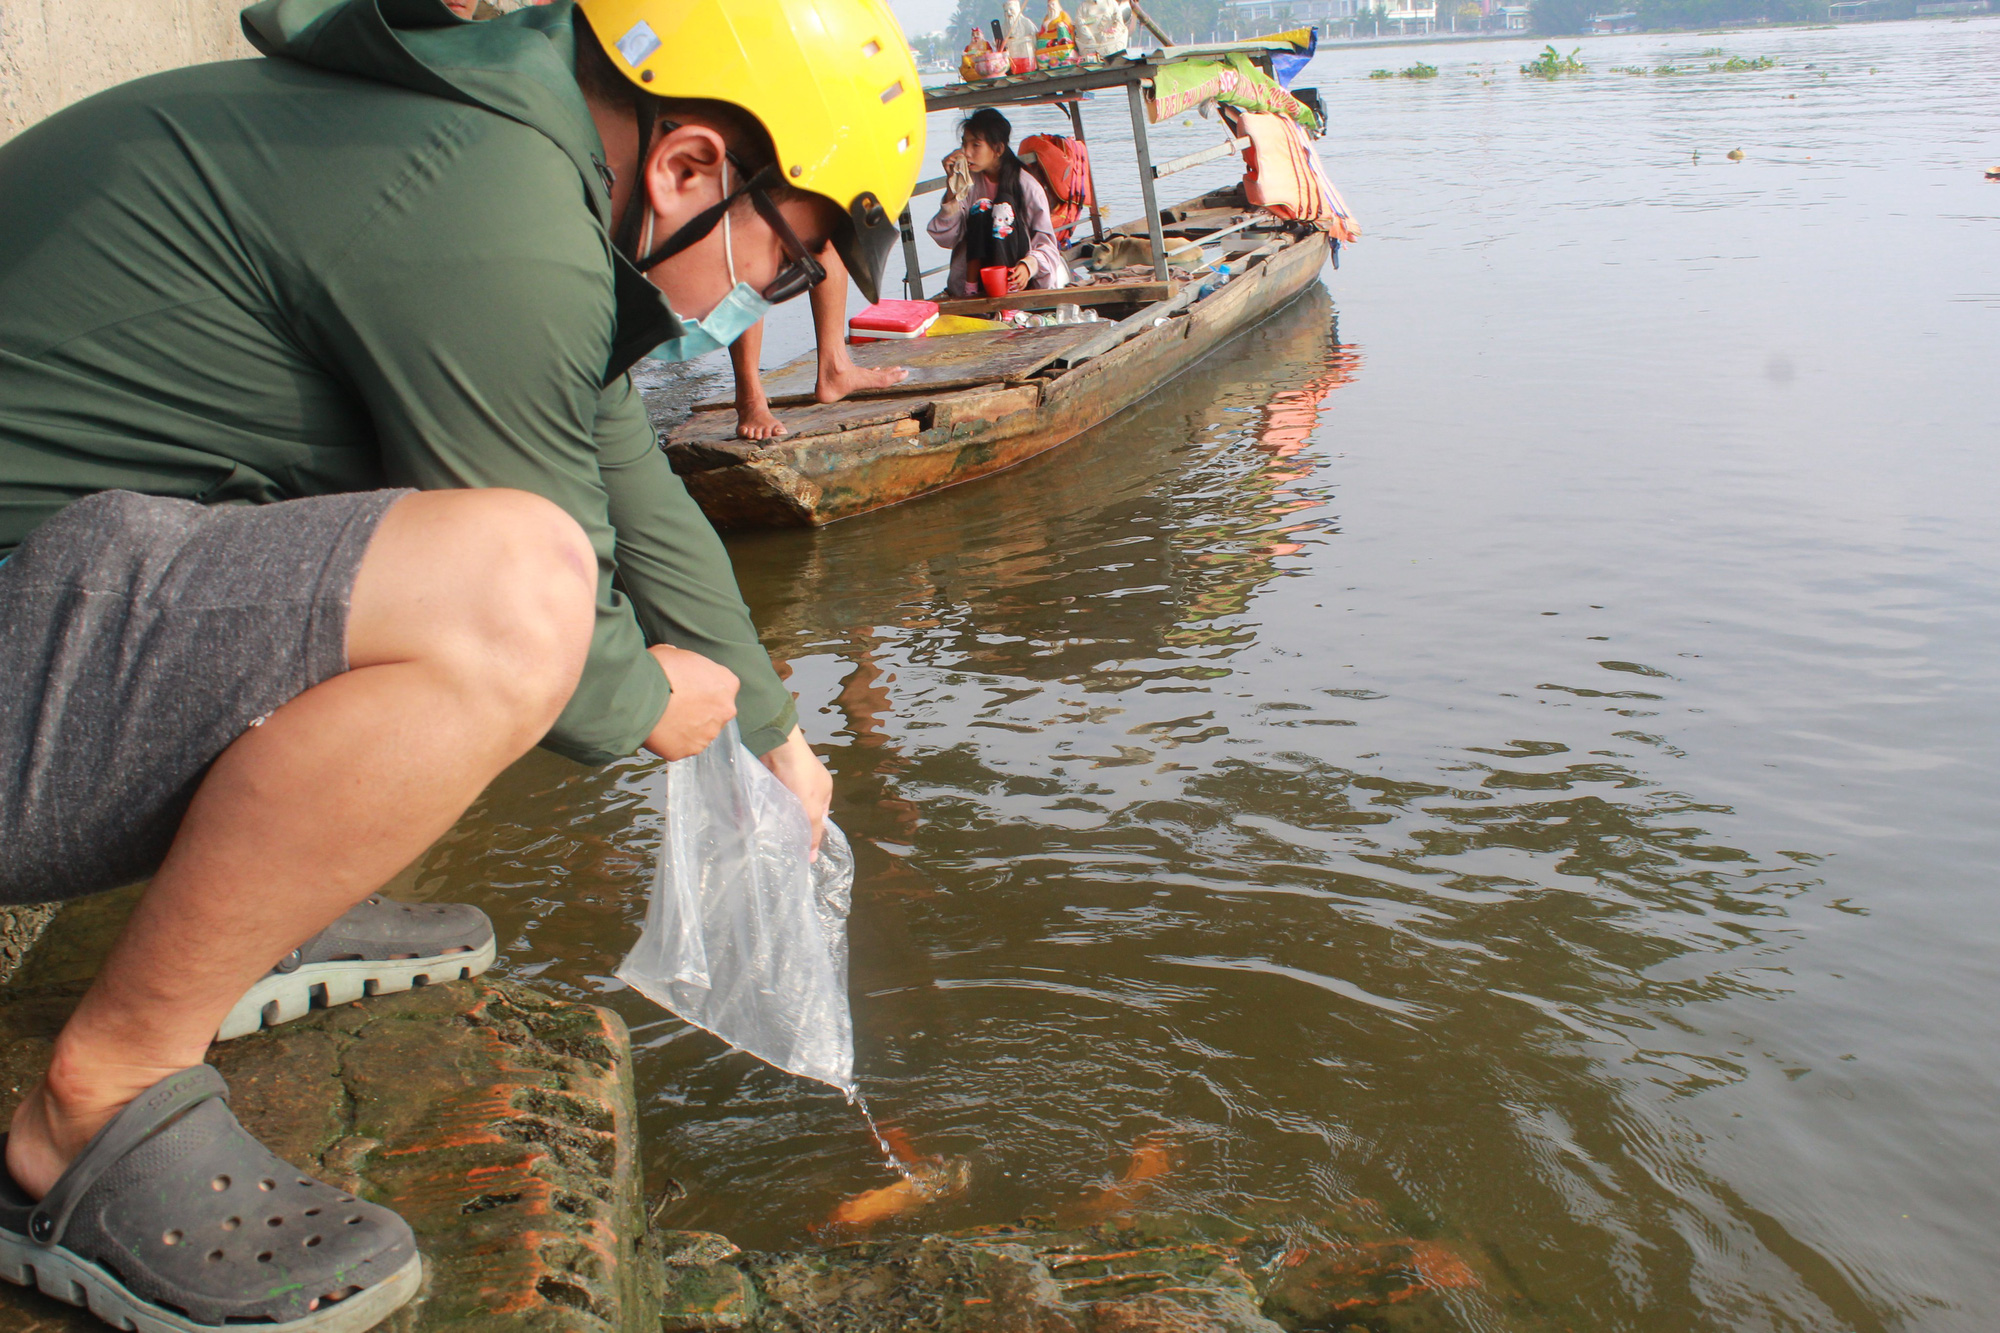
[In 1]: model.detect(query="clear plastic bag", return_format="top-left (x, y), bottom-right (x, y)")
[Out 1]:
top-left (617, 723), bottom-right (855, 1096)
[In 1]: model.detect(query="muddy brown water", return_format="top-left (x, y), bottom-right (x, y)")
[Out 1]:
top-left (404, 21), bottom-right (1999, 1331)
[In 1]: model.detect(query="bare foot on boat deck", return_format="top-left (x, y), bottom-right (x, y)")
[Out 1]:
top-left (736, 397), bottom-right (789, 441)
top-left (816, 356), bottom-right (909, 403)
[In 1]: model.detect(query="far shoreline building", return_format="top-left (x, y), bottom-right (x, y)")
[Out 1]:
top-left (1222, 0), bottom-right (1445, 36)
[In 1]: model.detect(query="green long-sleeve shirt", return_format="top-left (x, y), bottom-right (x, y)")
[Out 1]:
top-left (0, 0), bottom-right (797, 762)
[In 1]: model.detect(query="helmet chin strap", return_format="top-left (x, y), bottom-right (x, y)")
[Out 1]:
top-left (634, 157), bottom-right (740, 289)
top-left (612, 93), bottom-right (655, 261)
top-left (618, 98), bottom-right (764, 277)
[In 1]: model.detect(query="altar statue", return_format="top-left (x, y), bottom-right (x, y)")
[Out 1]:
top-left (1036, 0), bottom-right (1077, 69)
top-left (1075, 0), bottom-right (1127, 62)
top-left (1002, 0), bottom-right (1039, 73)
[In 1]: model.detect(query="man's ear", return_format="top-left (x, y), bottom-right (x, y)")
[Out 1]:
top-left (643, 124), bottom-right (730, 229)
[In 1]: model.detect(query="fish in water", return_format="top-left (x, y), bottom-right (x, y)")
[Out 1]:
top-left (872, 1121), bottom-right (924, 1166)
top-left (822, 1124), bottom-right (973, 1233)
top-left (823, 1126), bottom-right (1174, 1232)
top-left (824, 1156), bottom-right (972, 1231)
top-left (1063, 1133), bottom-right (1178, 1223)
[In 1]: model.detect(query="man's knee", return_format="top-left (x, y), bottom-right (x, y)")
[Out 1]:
top-left (351, 489), bottom-right (597, 721)
top-left (451, 488), bottom-right (596, 662)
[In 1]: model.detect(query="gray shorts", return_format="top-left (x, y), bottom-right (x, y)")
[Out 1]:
top-left (0, 489), bottom-right (410, 905)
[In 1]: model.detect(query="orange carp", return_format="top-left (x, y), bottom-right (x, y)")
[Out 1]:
top-left (821, 1124), bottom-right (972, 1234)
top-left (1063, 1133), bottom-right (1178, 1223)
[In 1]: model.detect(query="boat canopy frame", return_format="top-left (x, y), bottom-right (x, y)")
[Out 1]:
top-left (903, 40), bottom-right (1299, 297)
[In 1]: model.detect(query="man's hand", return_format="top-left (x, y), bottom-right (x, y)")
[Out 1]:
top-left (644, 645), bottom-right (738, 760)
top-left (760, 726), bottom-right (832, 858)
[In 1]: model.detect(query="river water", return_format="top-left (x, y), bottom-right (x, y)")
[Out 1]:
top-left (413, 19), bottom-right (2000, 1331)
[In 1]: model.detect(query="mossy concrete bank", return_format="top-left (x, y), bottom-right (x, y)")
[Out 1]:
top-left (0, 907), bottom-right (56, 989)
top-left (654, 1213), bottom-right (1551, 1332)
top-left (0, 891), bottom-right (647, 1333)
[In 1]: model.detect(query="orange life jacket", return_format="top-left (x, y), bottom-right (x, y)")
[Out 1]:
top-left (1018, 134), bottom-right (1095, 245)
top-left (1230, 111), bottom-right (1360, 244)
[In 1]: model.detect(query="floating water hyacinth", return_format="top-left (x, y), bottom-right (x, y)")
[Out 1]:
top-left (1521, 45), bottom-right (1586, 78)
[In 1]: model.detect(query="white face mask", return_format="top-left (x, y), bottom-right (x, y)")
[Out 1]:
top-left (646, 158), bottom-right (773, 362)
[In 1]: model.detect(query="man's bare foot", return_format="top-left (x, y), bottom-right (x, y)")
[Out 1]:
top-left (736, 399), bottom-right (788, 441)
top-left (5, 1047), bottom-right (190, 1197)
top-left (815, 358), bottom-right (909, 404)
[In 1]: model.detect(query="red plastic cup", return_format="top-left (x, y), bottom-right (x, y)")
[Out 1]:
top-left (979, 265), bottom-right (1010, 299)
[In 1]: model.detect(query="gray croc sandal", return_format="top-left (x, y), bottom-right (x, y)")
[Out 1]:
top-left (0, 1065), bottom-right (420, 1331)
top-left (217, 896), bottom-right (496, 1041)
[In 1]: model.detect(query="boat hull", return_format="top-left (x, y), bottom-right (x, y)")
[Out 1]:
top-left (669, 232), bottom-right (1332, 530)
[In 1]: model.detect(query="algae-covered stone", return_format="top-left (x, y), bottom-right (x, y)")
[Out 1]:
top-left (706, 1220), bottom-right (1511, 1333)
top-left (0, 906), bottom-right (55, 988)
top-left (1258, 1240), bottom-right (1481, 1332)
top-left (1038, 1237), bottom-right (1280, 1333)
top-left (660, 1231), bottom-right (745, 1269)
top-left (727, 1228), bottom-right (1298, 1333)
top-left (1087, 1288), bottom-right (1284, 1333)
top-left (659, 1257), bottom-right (758, 1331)
top-left (0, 971), bottom-right (644, 1333)
top-left (746, 1236), bottom-right (1079, 1333)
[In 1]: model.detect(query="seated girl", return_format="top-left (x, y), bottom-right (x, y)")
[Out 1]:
top-left (928, 108), bottom-right (1066, 299)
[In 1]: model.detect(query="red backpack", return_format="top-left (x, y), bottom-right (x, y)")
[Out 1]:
top-left (1018, 134), bottom-right (1095, 245)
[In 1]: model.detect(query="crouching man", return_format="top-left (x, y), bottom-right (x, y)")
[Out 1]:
top-left (0, 0), bottom-right (921, 1326)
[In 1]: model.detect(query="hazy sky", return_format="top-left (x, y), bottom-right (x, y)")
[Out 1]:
top-left (890, 0), bottom-right (960, 37)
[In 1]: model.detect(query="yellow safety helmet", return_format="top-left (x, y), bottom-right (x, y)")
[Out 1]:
top-left (577, 0), bottom-right (924, 302)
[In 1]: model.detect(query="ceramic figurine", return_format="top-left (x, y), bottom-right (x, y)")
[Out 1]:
top-left (1036, 0), bottom-right (1077, 68)
top-left (1102, 0), bottom-right (1131, 58)
top-left (1076, 0), bottom-right (1125, 61)
top-left (1074, 0), bottom-right (1105, 61)
top-left (959, 26), bottom-right (990, 82)
top-left (1002, 0), bottom-right (1038, 74)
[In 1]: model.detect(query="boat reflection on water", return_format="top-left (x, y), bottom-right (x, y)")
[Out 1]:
top-left (745, 282), bottom-right (1362, 682)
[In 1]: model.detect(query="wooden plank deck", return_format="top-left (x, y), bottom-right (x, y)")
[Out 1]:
top-left (671, 396), bottom-right (927, 445)
top-left (691, 323), bottom-right (1099, 411)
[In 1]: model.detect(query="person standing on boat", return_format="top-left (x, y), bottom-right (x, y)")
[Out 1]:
top-left (930, 108), bottom-right (1066, 298)
top-left (0, 1), bottom-right (921, 1329)
top-left (725, 249), bottom-right (912, 441)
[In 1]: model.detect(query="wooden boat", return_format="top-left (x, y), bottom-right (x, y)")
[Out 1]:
top-left (655, 41), bottom-right (1346, 531)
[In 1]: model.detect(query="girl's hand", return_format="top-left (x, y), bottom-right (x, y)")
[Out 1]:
top-left (1007, 261), bottom-right (1033, 292)
top-left (943, 150), bottom-right (972, 200)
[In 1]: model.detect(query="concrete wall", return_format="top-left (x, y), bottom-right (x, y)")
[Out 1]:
top-left (0, 0), bottom-right (258, 143)
top-left (0, 1), bottom-right (555, 143)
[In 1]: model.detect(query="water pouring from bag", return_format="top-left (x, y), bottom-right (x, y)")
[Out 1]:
top-left (620, 725), bottom-right (937, 1186)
